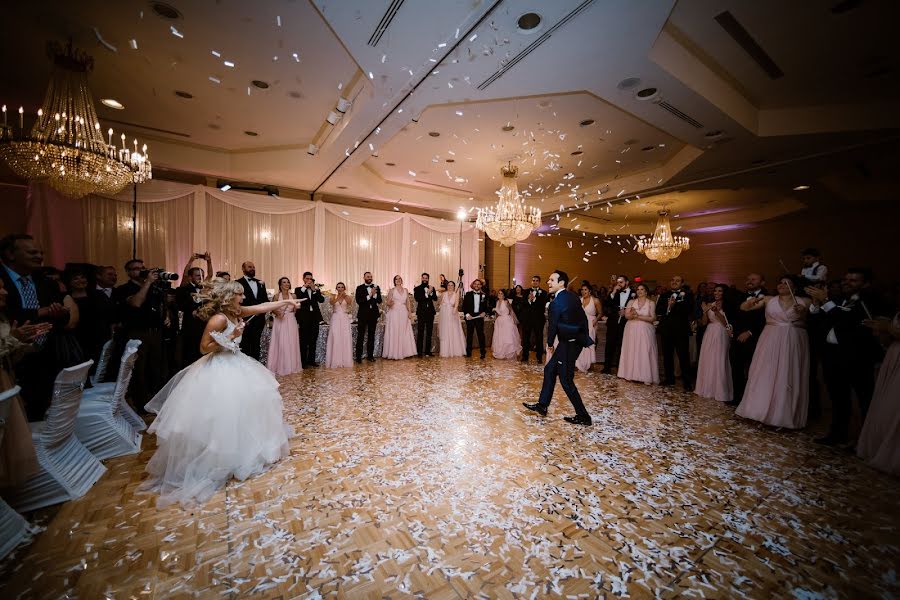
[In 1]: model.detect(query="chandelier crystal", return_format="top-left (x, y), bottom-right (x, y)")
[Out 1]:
top-left (636, 210), bottom-right (690, 264)
top-left (0, 41), bottom-right (151, 198)
top-left (475, 163), bottom-right (541, 247)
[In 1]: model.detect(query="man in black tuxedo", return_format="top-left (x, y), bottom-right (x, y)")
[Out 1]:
top-left (601, 275), bottom-right (633, 373)
top-left (656, 274), bottom-right (695, 390)
top-left (807, 268), bottom-right (883, 445)
top-left (521, 274), bottom-right (550, 363)
top-left (728, 273), bottom-right (766, 404)
top-left (294, 271), bottom-right (325, 367)
top-left (413, 272), bottom-right (438, 357)
top-left (90, 265), bottom-right (119, 379)
top-left (354, 271), bottom-right (382, 362)
top-left (462, 279), bottom-right (488, 359)
top-left (0, 234), bottom-right (70, 420)
top-left (235, 260), bottom-right (268, 360)
top-left (175, 264), bottom-right (205, 369)
top-left (523, 270), bottom-right (592, 425)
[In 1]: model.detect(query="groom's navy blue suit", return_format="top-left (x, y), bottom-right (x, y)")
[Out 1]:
top-left (537, 288), bottom-right (592, 418)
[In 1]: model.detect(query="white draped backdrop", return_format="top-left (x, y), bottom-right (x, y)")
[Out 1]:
top-left (75, 180), bottom-right (479, 292)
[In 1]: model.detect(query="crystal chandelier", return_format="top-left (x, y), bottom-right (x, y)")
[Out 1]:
top-left (475, 163), bottom-right (541, 247)
top-left (636, 210), bottom-right (690, 264)
top-left (0, 41), bottom-right (151, 198)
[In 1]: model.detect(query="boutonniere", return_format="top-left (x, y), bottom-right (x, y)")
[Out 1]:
top-left (677, 291), bottom-right (686, 301)
top-left (629, 291), bottom-right (636, 300)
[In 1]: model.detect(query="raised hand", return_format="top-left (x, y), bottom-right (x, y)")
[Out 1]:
top-left (10, 320), bottom-right (53, 342)
top-left (805, 286), bottom-right (827, 304)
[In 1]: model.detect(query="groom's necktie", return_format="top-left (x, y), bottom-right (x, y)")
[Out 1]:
top-left (19, 275), bottom-right (47, 346)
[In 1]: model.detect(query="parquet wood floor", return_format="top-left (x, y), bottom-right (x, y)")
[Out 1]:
top-left (1, 357), bottom-right (898, 598)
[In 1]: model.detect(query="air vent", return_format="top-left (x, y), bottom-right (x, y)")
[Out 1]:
top-left (656, 100), bottom-right (704, 129)
top-left (714, 11), bottom-right (784, 80)
top-left (477, 0), bottom-right (595, 90)
top-left (368, 0), bottom-right (405, 47)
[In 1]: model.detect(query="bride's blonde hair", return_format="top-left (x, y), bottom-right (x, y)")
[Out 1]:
top-left (195, 277), bottom-right (244, 321)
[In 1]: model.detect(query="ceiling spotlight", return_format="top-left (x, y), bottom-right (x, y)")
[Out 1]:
top-left (251, 80), bottom-right (270, 89)
top-left (517, 12), bottom-right (542, 31)
top-left (336, 97), bottom-right (352, 113)
top-left (307, 144), bottom-right (318, 156)
top-left (456, 208), bottom-right (467, 221)
top-left (428, 131), bottom-right (440, 137)
top-left (635, 87), bottom-right (659, 101)
top-left (220, 183), bottom-right (231, 191)
top-left (101, 98), bottom-right (124, 109)
top-left (385, 162), bottom-right (396, 166)
top-left (793, 185), bottom-right (810, 191)
top-left (571, 150), bottom-right (583, 156)
top-left (326, 111), bottom-right (342, 125)
top-left (501, 125), bottom-right (515, 132)
top-left (579, 119), bottom-right (594, 127)
top-left (174, 90), bottom-right (193, 99)
top-left (244, 130), bottom-right (258, 136)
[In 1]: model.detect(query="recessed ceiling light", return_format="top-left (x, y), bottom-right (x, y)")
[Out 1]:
top-left (617, 77), bottom-right (642, 90)
top-left (641, 145), bottom-right (655, 152)
top-left (208, 123), bottom-right (221, 130)
top-left (793, 185), bottom-right (810, 191)
top-left (517, 12), bottom-right (542, 31)
top-left (579, 119), bottom-right (594, 127)
top-left (337, 186), bottom-right (348, 189)
top-left (151, 2), bottom-right (182, 20)
top-left (704, 130), bottom-right (725, 139)
top-left (244, 130), bottom-right (258, 136)
top-left (101, 98), bottom-right (124, 109)
top-left (624, 138), bottom-right (639, 145)
top-left (251, 80), bottom-right (269, 89)
top-left (385, 162), bottom-right (396, 166)
top-left (428, 131), bottom-right (440, 137)
top-left (174, 90), bottom-right (193, 99)
top-left (635, 87), bottom-right (658, 101)
top-left (571, 150), bottom-right (583, 156)
top-left (446, 159), bottom-right (455, 163)
top-left (501, 125), bottom-right (515, 132)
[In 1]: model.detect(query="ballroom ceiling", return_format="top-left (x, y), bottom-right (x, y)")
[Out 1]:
top-left (1, 0), bottom-right (898, 232)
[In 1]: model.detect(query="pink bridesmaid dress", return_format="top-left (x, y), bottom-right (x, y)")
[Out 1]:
top-left (694, 307), bottom-right (733, 402)
top-left (736, 298), bottom-right (809, 428)
top-left (439, 292), bottom-right (466, 357)
top-left (492, 299), bottom-right (521, 359)
top-left (576, 298), bottom-right (598, 373)
top-left (857, 314), bottom-right (900, 475)
top-left (267, 295), bottom-right (302, 376)
top-left (325, 297), bottom-right (354, 368)
top-left (617, 299), bottom-right (659, 384)
top-left (382, 287), bottom-right (417, 360)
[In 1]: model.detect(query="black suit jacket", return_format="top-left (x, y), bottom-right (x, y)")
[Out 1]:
top-left (523, 287), bottom-right (550, 322)
top-left (462, 291), bottom-right (488, 318)
top-left (293, 285), bottom-right (324, 322)
top-left (175, 283), bottom-right (202, 317)
top-left (355, 283), bottom-right (382, 320)
top-left (732, 289), bottom-right (767, 339)
top-left (603, 288), bottom-right (634, 327)
top-left (414, 283), bottom-right (438, 315)
top-left (656, 287), bottom-right (694, 336)
top-left (548, 289), bottom-right (592, 349)
top-left (236, 276), bottom-right (268, 306)
top-left (817, 292), bottom-right (884, 363)
top-left (0, 264), bottom-right (65, 326)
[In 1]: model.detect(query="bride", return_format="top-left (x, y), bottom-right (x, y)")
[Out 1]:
top-left (140, 277), bottom-right (303, 507)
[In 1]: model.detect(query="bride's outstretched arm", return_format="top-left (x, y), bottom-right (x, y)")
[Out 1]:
top-left (239, 298), bottom-right (302, 316)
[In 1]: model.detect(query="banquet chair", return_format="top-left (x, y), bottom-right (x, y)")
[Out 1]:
top-left (6, 361), bottom-right (107, 513)
top-left (91, 338), bottom-right (115, 386)
top-left (75, 343), bottom-right (143, 460)
top-left (0, 387), bottom-right (32, 560)
top-left (82, 340), bottom-right (147, 432)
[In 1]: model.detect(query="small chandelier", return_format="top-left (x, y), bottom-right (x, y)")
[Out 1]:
top-left (475, 163), bottom-right (541, 247)
top-left (0, 41), bottom-right (151, 198)
top-left (636, 210), bottom-right (690, 264)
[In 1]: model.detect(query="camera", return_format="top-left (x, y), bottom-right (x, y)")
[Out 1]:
top-left (458, 268), bottom-right (464, 277)
top-left (139, 268), bottom-right (179, 282)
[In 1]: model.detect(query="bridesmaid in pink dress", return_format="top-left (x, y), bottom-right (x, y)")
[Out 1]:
top-left (438, 282), bottom-right (466, 357)
top-left (325, 282), bottom-right (354, 368)
top-left (694, 284), bottom-right (734, 402)
top-left (491, 289), bottom-right (521, 359)
top-left (617, 284), bottom-right (660, 384)
top-left (576, 283), bottom-right (601, 373)
top-left (267, 277), bottom-right (302, 376)
top-left (857, 313), bottom-right (900, 474)
top-left (382, 276), bottom-right (417, 360)
top-left (736, 276), bottom-right (810, 428)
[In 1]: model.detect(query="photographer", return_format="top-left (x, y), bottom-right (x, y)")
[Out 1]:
top-left (113, 258), bottom-right (174, 412)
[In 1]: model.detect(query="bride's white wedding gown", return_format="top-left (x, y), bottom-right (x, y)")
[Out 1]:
top-left (141, 318), bottom-right (294, 507)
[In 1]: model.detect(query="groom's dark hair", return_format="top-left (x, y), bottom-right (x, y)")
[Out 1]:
top-left (553, 269), bottom-right (569, 288)
top-left (303, 271), bottom-right (312, 278)
top-left (421, 272), bottom-right (429, 278)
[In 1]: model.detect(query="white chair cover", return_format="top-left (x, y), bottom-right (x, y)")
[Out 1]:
top-left (75, 343), bottom-right (143, 460)
top-left (81, 340), bottom-right (146, 432)
top-left (0, 387), bottom-right (34, 560)
top-left (91, 339), bottom-right (115, 386)
top-left (6, 361), bottom-right (108, 513)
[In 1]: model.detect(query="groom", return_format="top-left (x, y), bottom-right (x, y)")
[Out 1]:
top-left (463, 279), bottom-right (488, 359)
top-left (524, 270), bottom-right (593, 425)
top-left (354, 271), bottom-right (382, 362)
top-left (294, 271), bottom-right (325, 367)
top-left (414, 272), bottom-right (438, 357)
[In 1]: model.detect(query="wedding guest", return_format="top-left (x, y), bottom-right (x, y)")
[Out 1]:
top-left (856, 312), bottom-right (900, 475)
top-left (694, 284), bottom-right (734, 403)
top-left (326, 282), bottom-right (354, 368)
top-left (617, 283), bottom-right (659, 385)
top-left (656, 275), bottom-right (694, 390)
top-left (180, 252), bottom-right (213, 286)
top-left (65, 266), bottom-right (105, 372)
top-left (736, 276), bottom-right (810, 429)
top-left (175, 260), bottom-right (207, 369)
top-left (511, 285), bottom-right (526, 323)
top-left (414, 272), bottom-right (438, 357)
top-left (437, 281), bottom-right (466, 357)
top-left (800, 248), bottom-right (828, 283)
top-left (215, 271), bottom-right (231, 282)
top-left (521, 275), bottom-right (549, 363)
top-left (294, 272), bottom-right (325, 368)
top-left (235, 261), bottom-right (269, 361)
top-left (438, 274), bottom-right (449, 291)
top-left (729, 273), bottom-right (767, 405)
top-left (355, 272), bottom-right (382, 362)
top-left (693, 281), bottom-right (710, 355)
top-left (162, 288), bottom-right (180, 372)
top-left (463, 279), bottom-right (488, 359)
top-left (382, 275), bottom-right (417, 360)
top-left (576, 282), bottom-right (601, 373)
top-left (491, 288), bottom-right (521, 360)
top-left (268, 277), bottom-right (302, 376)
top-left (807, 268), bottom-right (883, 445)
top-left (601, 275), bottom-right (633, 374)
top-left (92, 265), bottom-right (119, 378)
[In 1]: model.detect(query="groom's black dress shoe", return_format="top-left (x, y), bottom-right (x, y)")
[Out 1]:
top-left (367, 357), bottom-right (376, 362)
top-left (563, 415), bottom-right (592, 426)
top-left (522, 402), bottom-right (547, 416)
top-left (425, 352), bottom-right (434, 357)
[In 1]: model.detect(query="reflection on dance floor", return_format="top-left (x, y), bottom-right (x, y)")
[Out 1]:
top-left (3, 358), bottom-right (898, 598)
